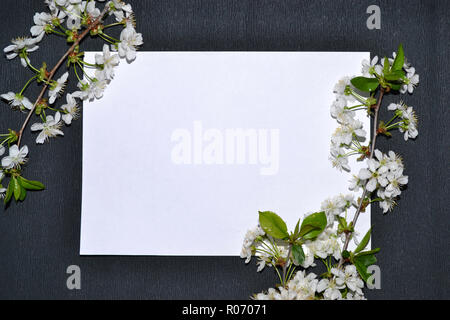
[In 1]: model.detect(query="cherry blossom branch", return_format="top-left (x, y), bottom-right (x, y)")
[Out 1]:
top-left (17, 6), bottom-right (110, 147)
top-left (242, 45), bottom-right (418, 300)
top-left (338, 88), bottom-right (385, 269)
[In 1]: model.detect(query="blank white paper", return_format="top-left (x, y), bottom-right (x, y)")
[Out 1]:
top-left (80, 52), bottom-right (371, 255)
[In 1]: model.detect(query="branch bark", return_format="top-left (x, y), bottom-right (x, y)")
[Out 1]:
top-left (337, 88), bottom-right (385, 269)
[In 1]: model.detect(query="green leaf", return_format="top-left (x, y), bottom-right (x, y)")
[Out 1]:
top-left (384, 70), bottom-right (406, 81)
top-left (18, 177), bottom-right (45, 191)
top-left (16, 178), bottom-right (28, 201)
top-left (391, 44), bottom-right (405, 72)
top-left (4, 179), bottom-right (15, 205)
top-left (353, 248), bottom-right (379, 283)
top-left (354, 228), bottom-right (372, 254)
top-left (299, 211), bottom-right (327, 240)
top-left (355, 253), bottom-right (377, 267)
top-left (293, 218), bottom-right (301, 240)
top-left (13, 177), bottom-right (21, 202)
top-left (353, 253), bottom-right (377, 282)
top-left (383, 57), bottom-right (390, 74)
top-left (292, 244), bottom-right (305, 265)
top-left (19, 185), bottom-right (27, 201)
top-left (389, 83), bottom-right (402, 91)
top-left (356, 248), bottom-right (381, 256)
top-left (258, 211), bottom-right (289, 239)
top-left (351, 77), bottom-right (380, 92)
top-left (354, 259), bottom-right (371, 282)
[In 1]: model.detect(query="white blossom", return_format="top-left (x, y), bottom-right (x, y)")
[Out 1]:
top-left (3, 35), bottom-right (43, 67)
top-left (357, 157), bottom-right (388, 192)
top-left (321, 195), bottom-right (347, 219)
top-left (331, 119), bottom-right (366, 147)
top-left (253, 240), bottom-right (289, 272)
top-left (400, 67), bottom-right (419, 94)
top-left (1, 145), bottom-right (28, 169)
top-left (65, 0), bottom-right (84, 29)
top-left (344, 292), bottom-right (366, 300)
top-left (1, 92), bottom-right (33, 110)
top-left (361, 56), bottom-right (382, 77)
top-left (30, 10), bottom-right (65, 36)
top-left (384, 169), bottom-right (408, 198)
top-left (118, 25), bottom-right (143, 63)
top-left (333, 76), bottom-right (351, 96)
top-left (305, 227), bottom-right (342, 260)
top-left (254, 271), bottom-right (319, 300)
top-left (85, 1), bottom-right (101, 18)
top-left (400, 108), bottom-right (418, 141)
top-left (317, 276), bottom-right (344, 300)
top-left (356, 149), bottom-right (408, 213)
top-left (46, 0), bottom-right (71, 10)
top-left (60, 93), bottom-right (79, 125)
top-left (240, 225), bottom-right (265, 264)
top-left (330, 96), bottom-right (355, 125)
top-left (329, 144), bottom-right (350, 172)
top-left (320, 194), bottom-right (354, 224)
top-left (73, 74), bottom-right (108, 101)
top-left (387, 102), bottom-right (418, 141)
top-left (348, 174), bottom-right (364, 192)
top-left (334, 265), bottom-right (364, 295)
top-left (108, 0), bottom-right (134, 22)
top-left (31, 112), bottom-right (64, 144)
top-left (378, 193), bottom-right (397, 213)
top-left (95, 44), bottom-right (120, 80)
top-left (48, 72), bottom-right (69, 104)
top-left (385, 151), bottom-right (404, 173)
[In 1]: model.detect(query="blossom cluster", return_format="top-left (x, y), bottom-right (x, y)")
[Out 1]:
top-left (241, 45), bottom-right (419, 300)
top-left (0, 0), bottom-right (142, 202)
top-left (253, 266), bottom-right (364, 300)
top-left (357, 149), bottom-right (408, 213)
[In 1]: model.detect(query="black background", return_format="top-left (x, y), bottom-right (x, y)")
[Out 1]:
top-left (0, 0), bottom-right (448, 300)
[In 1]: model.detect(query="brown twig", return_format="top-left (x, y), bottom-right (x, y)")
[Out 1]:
top-left (17, 6), bottom-right (110, 147)
top-left (337, 88), bottom-right (385, 269)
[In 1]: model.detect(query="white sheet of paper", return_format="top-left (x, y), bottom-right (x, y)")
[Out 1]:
top-left (80, 52), bottom-right (370, 256)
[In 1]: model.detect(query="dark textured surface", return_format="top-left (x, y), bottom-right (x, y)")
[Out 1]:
top-left (0, 0), bottom-right (448, 300)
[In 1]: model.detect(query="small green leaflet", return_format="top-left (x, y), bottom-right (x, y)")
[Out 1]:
top-left (354, 253), bottom-right (377, 281)
top-left (4, 178), bottom-right (15, 204)
top-left (384, 70), bottom-right (405, 81)
top-left (350, 77), bottom-right (380, 92)
top-left (353, 249), bottom-right (380, 283)
top-left (354, 227), bottom-right (372, 254)
top-left (293, 218), bottom-right (300, 238)
top-left (13, 177), bottom-right (21, 201)
top-left (383, 57), bottom-right (390, 74)
top-left (258, 211), bottom-right (289, 239)
top-left (391, 44), bottom-right (405, 72)
top-left (18, 177), bottom-right (45, 191)
top-left (4, 176), bottom-right (45, 205)
top-left (292, 244), bottom-right (305, 265)
top-left (299, 211), bottom-right (327, 240)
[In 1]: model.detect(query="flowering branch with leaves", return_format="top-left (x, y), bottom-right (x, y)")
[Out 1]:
top-left (0, 0), bottom-right (142, 204)
top-left (241, 45), bottom-right (419, 300)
